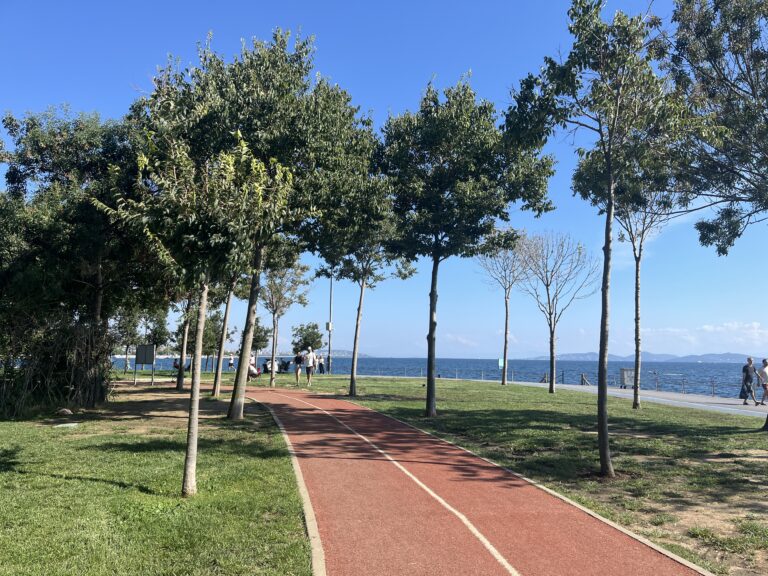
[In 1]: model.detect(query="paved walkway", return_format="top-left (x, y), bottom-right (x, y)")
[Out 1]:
top-left (512, 380), bottom-right (768, 419)
top-left (248, 388), bottom-right (709, 576)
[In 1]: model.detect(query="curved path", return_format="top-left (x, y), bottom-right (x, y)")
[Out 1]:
top-left (248, 388), bottom-right (709, 576)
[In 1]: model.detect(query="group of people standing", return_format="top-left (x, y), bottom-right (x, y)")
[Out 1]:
top-left (293, 347), bottom-right (325, 386)
top-left (740, 357), bottom-right (768, 406)
top-left (223, 351), bottom-right (326, 384)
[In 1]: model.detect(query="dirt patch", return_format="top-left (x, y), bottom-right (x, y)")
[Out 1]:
top-left (41, 383), bottom-right (243, 436)
top-left (701, 449), bottom-right (768, 464)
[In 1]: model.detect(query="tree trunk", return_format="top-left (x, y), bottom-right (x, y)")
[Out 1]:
top-left (124, 344), bottom-right (130, 374)
top-left (633, 251), bottom-right (642, 410)
top-left (182, 280), bottom-right (209, 497)
top-left (350, 280), bottom-right (367, 397)
top-left (270, 314), bottom-right (278, 387)
top-left (425, 255), bottom-right (440, 417)
top-left (549, 325), bottom-right (556, 394)
top-left (228, 248), bottom-right (263, 420)
top-left (176, 306), bottom-right (190, 392)
top-left (212, 287), bottom-right (234, 398)
top-left (501, 295), bottom-right (510, 386)
top-left (762, 414), bottom-right (768, 431)
top-left (597, 196), bottom-right (616, 478)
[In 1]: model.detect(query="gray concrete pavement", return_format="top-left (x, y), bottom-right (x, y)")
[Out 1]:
top-left (513, 380), bottom-right (768, 419)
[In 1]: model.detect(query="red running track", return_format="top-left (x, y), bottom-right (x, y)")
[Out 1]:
top-left (248, 388), bottom-right (708, 576)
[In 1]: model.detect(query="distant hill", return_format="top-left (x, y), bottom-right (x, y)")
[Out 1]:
top-left (674, 353), bottom-right (754, 363)
top-left (526, 352), bottom-right (751, 363)
top-left (272, 349), bottom-right (368, 358)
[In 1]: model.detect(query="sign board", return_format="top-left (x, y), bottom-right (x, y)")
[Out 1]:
top-left (135, 344), bottom-right (156, 365)
top-left (498, 358), bottom-right (505, 369)
top-left (620, 368), bottom-right (634, 388)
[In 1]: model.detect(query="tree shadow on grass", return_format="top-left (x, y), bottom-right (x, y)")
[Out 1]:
top-left (22, 470), bottom-right (157, 495)
top-left (86, 436), bottom-right (286, 461)
top-left (0, 446), bottom-right (21, 473)
top-left (347, 403), bottom-right (768, 503)
top-left (1, 445), bottom-right (157, 494)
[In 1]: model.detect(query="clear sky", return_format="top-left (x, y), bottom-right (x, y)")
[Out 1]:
top-left (3, 0), bottom-right (765, 359)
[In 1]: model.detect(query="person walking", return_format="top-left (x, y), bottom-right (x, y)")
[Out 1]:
top-left (228, 354), bottom-right (235, 371)
top-left (740, 357), bottom-right (760, 406)
top-left (293, 351), bottom-right (303, 386)
top-left (317, 355), bottom-right (325, 374)
top-left (757, 358), bottom-right (768, 406)
top-left (305, 347), bottom-right (317, 386)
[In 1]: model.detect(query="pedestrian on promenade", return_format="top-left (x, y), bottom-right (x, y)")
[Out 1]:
top-left (317, 355), bottom-right (325, 374)
top-left (757, 358), bottom-right (768, 406)
top-left (305, 347), bottom-right (317, 386)
top-left (740, 357), bottom-right (760, 406)
top-left (294, 351), bottom-right (303, 385)
top-left (228, 354), bottom-right (235, 370)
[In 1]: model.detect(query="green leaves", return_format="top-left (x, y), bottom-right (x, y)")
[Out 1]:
top-left (382, 78), bottom-right (551, 263)
top-left (671, 0), bottom-right (768, 254)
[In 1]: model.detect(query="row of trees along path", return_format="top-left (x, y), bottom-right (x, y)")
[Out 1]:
top-left (5, 1), bottom-right (768, 498)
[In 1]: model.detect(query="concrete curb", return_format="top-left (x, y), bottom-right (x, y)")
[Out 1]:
top-left (247, 397), bottom-right (326, 576)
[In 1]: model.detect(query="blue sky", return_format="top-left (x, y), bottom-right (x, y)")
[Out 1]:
top-left (3, 0), bottom-right (765, 358)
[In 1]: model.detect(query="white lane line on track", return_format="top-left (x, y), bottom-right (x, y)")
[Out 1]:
top-left (268, 391), bottom-right (521, 576)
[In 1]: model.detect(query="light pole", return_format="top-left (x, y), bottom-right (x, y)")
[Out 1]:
top-left (326, 276), bottom-right (334, 374)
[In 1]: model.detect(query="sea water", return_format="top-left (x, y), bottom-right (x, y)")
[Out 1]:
top-left (115, 356), bottom-right (749, 400)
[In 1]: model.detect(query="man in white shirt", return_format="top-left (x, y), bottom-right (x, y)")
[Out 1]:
top-left (305, 347), bottom-right (317, 386)
top-left (757, 358), bottom-right (768, 405)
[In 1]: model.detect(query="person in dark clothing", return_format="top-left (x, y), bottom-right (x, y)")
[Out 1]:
top-left (741, 357), bottom-right (760, 406)
top-left (293, 352), bottom-right (303, 385)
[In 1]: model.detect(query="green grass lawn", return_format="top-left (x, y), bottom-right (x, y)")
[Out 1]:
top-left (17, 371), bottom-right (767, 575)
top-left (255, 373), bottom-right (768, 576)
top-left (0, 386), bottom-right (311, 576)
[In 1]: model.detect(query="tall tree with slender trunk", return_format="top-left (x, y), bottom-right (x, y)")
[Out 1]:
top-left (574, 148), bottom-right (680, 409)
top-left (182, 281), bottom-right (208, 496)
top-left (476, 229), bottom-right (528, 386)
top-left (617, 195), bottom-right (673, 409)
top-left (382, 79), bottom-right (552, 417)
top-left (174, 298), bottom-right (191, 391)
top-left (212, 282), bottom-right (235, 398)
top-left (221, 35), bottom-right (366, 420)
top-left (312, 128), bottom-right (414, 397)
top-left (519, 232), bottom-right (598, 393)
top-left (106, 54), bottom-right (272, 494)
top-left (510, 0), bottom-right (679, 476)
top-left (260, 248), bottom-right (309, 387)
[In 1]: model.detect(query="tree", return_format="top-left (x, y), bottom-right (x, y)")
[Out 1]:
top-left (671, 0), bottom-right (768, 431)
top-left (511, 0), bottom-right (677, 476)
top-left (575, 146), bottom-right (679, 409)
top-left (141, 306), bottom-right (171, 349)
top-left (1, 110), bottom-right (167, 414)
top-left (519, 232), bottom-right (598, 393)
top-left (211, 275), bottom-right (249, 397)
top-left (476, 229), bottom-right (527, 386)
top-left (312, 127), bottom-right (414, 396)
top-left (291, 323), bottom-right (324, 354)
top-left (114, 307), bottom-right (140, 373)
top-left (172, 297), bottom-right (193, 391)
top-left (381, 79), bottom-right (552, 417)
top-left (671, 0), bottom-right (768, 256)
top-left (219, 34), bottom-right (364, 421)
top-left (110, 47), bottom-right (273, 494)
top-left (201, 310), bottom-right (225, 371)
top-left (261, 248), bottom-right (310, 386)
